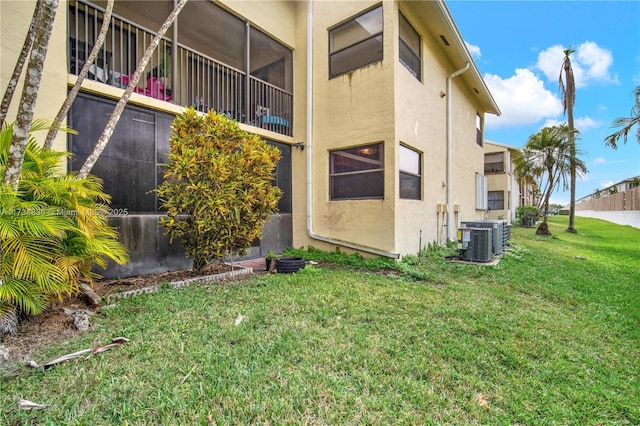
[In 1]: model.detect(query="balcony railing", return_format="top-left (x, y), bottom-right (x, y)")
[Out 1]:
top-left (68, 0), bottom-right (293, 136)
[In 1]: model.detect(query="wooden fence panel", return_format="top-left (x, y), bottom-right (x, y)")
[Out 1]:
top-left (576, 187), bottom-right (640, 211)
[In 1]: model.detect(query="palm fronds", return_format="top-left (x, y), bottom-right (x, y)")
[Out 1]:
top-left (0, 122), bottom-right (128, 333)
top-left (605, 85), bottom-right (640, 149)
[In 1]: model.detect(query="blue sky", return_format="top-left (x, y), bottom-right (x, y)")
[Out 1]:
top-left (446, 0), bottom-right (640, 205)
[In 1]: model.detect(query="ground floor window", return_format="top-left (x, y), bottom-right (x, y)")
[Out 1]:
top-left (488, 190), bottom-right (504, 210)
top-left (399, 144), bottom-right (421, 200)
top-left (330, 143), bottom-right (384, 200)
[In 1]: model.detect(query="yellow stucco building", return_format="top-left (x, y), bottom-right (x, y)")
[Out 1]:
top-left (1, 0), bottom-right (500, 276)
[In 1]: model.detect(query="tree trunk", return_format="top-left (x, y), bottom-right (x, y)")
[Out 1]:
top-left (562, 50), bottom-right (578, 234)
top-left (566, 111), bottom-right (578, 234)
top-left (536, 166), bottom-right (553, 236)
top-left (78, 0), bottom-right (189, 179)
top-left (0, 0), bottom-right (44, 129)
top-left (43, 0), bottom-right (115, 150)
top-left (3, 0), bottom-right (58, 190)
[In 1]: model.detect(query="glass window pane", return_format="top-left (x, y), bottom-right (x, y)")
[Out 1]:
top-left (399, 40), bottom-right (420, 79)
top-left (330, 35), bottom-right (383, 78)
top-left (488, 191), bottom-right (504, 210)
top-left (400, 173), bottom-right (420, 200)
top-left (399, 13), bottom-right (420, 55)
top-left (329, 6), bottom-right (383, 78)
top-left (329, 143), bottom-right (384, 200)
top-left (484, 152), bottom-right (504, 173)
top-left (331, 171), bottom-right (384, 200)
top-left (330, 7), bottom-right (383, 53)
top-left (331, 144), bottom-right (383, 174)
top-left (399, 145), bottom-right (420, 175)
top-left (399, 13), bottom-right (420, 80)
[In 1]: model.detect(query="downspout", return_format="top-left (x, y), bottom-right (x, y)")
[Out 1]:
top-left (446, 61), bottom-right (469, 242)
top-left (305, 0), bottom-right (399, 259)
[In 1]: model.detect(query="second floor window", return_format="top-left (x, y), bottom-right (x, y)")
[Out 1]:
top-left (484, 152), bottom-right (505, 173)
top-left (476, 113), bottom-right (483, 147)
top-left (399, 12), bottom-right (421, 80)
top-left (329, 6), bottom-right (383, 79)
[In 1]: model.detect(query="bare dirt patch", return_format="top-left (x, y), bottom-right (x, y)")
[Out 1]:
top-left (1, 263), bottom-right (234, 367)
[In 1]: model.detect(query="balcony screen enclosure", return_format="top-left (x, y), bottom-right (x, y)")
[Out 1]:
top-left (68, 93), bottom-right (292, 215)
top-left (67, 0), bottom-right (293, 136)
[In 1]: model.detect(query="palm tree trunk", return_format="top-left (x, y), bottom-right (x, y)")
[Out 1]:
top-left (567, 111), bottom-right (577, 233)
top-left (43, 0), bottom-right (115, 150)
top-left (560, 49), bottom-right (578, 234)
top-left (536, 167), bottom-right (554, 235)
top-left (78, 0), bottom-right (189, 179)
top-left (3, 0), bottom-right (58, 190)
top-left (0, 0), bottom-right (44, 129)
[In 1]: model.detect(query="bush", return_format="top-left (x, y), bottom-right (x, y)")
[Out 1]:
top-left (516, 205), bottom-right (540, 227)
top-left (157, 109), bottom-right (281, 272)
top-left (0, 122), bottom-right (128, 333)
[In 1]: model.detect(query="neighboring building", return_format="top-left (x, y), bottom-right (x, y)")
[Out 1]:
top-left (483, 140), bottom-right (522, 223)
top-left (579, 175), bottom-right (640, 201)
top-left (1, 0), bottom-right (500, 277)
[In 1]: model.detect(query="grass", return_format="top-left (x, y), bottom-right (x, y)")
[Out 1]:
top-left (1, 216), bottom-right (639, 424)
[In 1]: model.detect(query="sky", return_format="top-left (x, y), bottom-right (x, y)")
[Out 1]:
top-left (446, 0), bottom-right (640, 206)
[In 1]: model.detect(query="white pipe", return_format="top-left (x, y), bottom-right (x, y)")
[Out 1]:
top-left (305, 0), bottom-right (399, 259)
top-left (446, 61), bottom-right (470, 242)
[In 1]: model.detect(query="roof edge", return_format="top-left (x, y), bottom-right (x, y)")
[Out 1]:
top-left (435, 0), bottom-right (501, 116)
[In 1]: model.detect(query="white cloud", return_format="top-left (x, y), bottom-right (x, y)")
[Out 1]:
top-left (541, 118), bottom-right (564, 128)
top-left (539, 116), bottom-right (599, 132)
top-left (484, 68), bottom-right (563, 129)
top-left (535, 42), bottom-right (619, 88)
top-left (600, 180), bottom-right (614, 188)
top-left (465, 41), bottom-right (481, 59)
top-left (575, 117), bottom-right (601, 131)
top-left (593, 157), bottom-right (607, 164)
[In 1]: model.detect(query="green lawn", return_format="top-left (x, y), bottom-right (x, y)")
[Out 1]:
top-left (2, 216), bottom-right (638, 424)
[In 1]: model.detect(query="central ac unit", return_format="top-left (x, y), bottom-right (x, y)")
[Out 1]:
top-left (461, 219), bottom-right (509, 255)
top-left (457, 227), bottom-right (492, 262)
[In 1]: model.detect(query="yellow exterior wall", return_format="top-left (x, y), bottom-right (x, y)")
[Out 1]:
top-left (300, 0), bottom-right (396, 253)
top-left (395, 4), bottom-right (448, 251)
top-left (2, 0), bottom-right (498, 258)
top-left (1, 0), bottom-right (69, 153)
top-left (393, 3), bottom-right (486, 253)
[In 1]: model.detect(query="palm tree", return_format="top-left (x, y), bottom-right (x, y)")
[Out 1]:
top-left (559, 47), bottom-right (578, 234)
top-left (1, 121), bottom-right (128, 334)
top-left (517, 125), bottom-right (586, 236)
top-left (605, 85), bottom-right (640, 148)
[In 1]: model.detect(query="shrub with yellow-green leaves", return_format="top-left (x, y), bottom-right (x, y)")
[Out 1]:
top-left (157, 108), bottom-right (282, 272)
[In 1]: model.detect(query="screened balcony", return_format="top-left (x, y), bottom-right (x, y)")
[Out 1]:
top-left (68, 0), bottom-right (293, 136)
